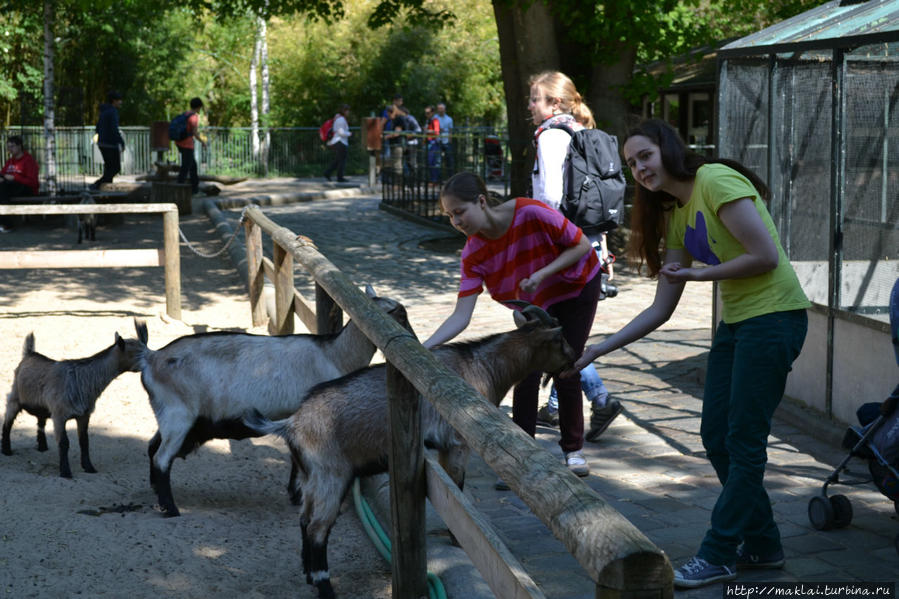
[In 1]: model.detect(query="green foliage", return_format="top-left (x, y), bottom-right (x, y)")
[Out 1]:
top-left (549, 0), bottom-right (828, 106)
top-left (268, 0), bottom-right (503, 126)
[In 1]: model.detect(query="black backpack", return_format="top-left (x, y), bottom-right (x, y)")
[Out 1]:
top-left (549, 122), bottom-right (626, 234)
top-left (168, 112), bottom-right (191, 142)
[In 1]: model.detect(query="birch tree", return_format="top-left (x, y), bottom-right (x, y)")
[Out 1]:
top-left (42, 0), bottom-right (57, 196)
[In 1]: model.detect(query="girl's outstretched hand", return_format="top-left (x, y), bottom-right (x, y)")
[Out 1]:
top-left (659, 262), bottom-right (696, 283)
top-left (562, 344), bottom-right (600, 378)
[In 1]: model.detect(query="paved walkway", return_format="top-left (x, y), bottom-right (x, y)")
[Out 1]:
top-left (208, 178), bottom-right (899, 598)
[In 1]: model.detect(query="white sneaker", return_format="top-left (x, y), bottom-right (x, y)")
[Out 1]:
top-left (565, 451), bottom-right (589, 477)
top-left (0, 225), bottom-right (11, 233)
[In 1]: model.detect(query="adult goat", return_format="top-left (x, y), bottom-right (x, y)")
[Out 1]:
top-left (243, 304), bottom-right (576, 599)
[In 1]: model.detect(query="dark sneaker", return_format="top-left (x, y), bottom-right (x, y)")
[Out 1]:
top-left (494, 477), bottom-right (510, 491)
top-left (564, 451), bottom-right (589, 477)
top-left (674, 556), bottom-right (736, 588)
top-left (585, 399), bottom-right (622, 442)
top-left (736, 546), bottom-right (785, 569)
top-left (536, 404), bottom-right (559, 427)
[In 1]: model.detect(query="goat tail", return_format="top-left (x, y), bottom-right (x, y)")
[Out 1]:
top-left (22, 333), bottom-right (35, 357)
top-left (242, 409), bottom-right (291, 441)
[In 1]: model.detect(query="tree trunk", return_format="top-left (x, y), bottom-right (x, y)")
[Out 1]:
top-left (589, 43), bottom-right (638, 142)
top-left (42, 0), bottom-right (57, 196)
top-left (492, 0), bottom-right (560, 197)
top-left (250, 21), bottom-right (261, 160)
top-left (258, 15), bottom-right (270, 176)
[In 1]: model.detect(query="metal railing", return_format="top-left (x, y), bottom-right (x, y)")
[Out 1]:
top-left (379, 131), bottom-right (511, 225)
top-left (4, 126), bottom-right (375, 192)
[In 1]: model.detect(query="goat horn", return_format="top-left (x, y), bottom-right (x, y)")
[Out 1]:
top-left (502, 300), bottom-right (555, 328)
top-left (521, 305), bottom-right (555, 327)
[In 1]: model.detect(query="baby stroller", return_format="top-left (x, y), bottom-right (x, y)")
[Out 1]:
top-left (807, 277), bottom-right (899, 554)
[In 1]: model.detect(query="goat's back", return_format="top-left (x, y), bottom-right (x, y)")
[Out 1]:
top-left (141, 332), bottom-right (349, 419)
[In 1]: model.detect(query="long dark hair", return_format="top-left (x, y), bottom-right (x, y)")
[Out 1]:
top-left (626, 119), bottom-right (769, 277)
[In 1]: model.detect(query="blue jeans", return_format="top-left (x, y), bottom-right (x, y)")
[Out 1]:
top-left (697, 309), bottom-right (807, 566)
top-left (547, 365), bottom-right (608, 410)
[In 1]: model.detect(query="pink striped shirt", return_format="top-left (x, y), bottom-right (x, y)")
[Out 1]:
top-left (458, 198), bottom-right (600, 309)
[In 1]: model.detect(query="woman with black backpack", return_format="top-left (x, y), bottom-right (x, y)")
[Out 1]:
top-left (528, 71), bottom-right (622, 455)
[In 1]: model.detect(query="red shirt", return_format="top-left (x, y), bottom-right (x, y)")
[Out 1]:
top-left (1, 151), bottom-right (39, 195)
top-left (459, 198), bottom-right (600, 310)
top-left (426, 116), bottom-right (440, 140)
top-left (175, 112), bottom-right (200, 150)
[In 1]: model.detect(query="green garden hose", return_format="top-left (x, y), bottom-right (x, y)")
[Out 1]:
top-left (352, 478), bottom-right (448, 599)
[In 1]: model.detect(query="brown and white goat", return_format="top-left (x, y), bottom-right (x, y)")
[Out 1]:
top-left (136, 285), bottom-right (408, 517)
top-left (2, 321), bottom-right (149, 478)
top-left (243, 305), bottom-right (576, 599)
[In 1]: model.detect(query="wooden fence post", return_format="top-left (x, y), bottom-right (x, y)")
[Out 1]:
top-left (162, 208), bottom-right (182, 320)
top-left (315, 283), bottom-right (342, 335)
top-left (273, 242), bottom-right (294, 334)
top-left (386, 362), bottom-right (428, 599)
top-left (245, 219), bottom-right (267, 327)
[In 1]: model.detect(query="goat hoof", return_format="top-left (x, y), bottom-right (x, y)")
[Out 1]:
top-left (159, 504), bottom-right (180, 518)
top-left (84, 466), bottom-right (98, 474)
top-left (60, 471), bottom-right (73, 479)
top-left (2, 448), bottom-right (12, 457)
top-left (37, 444), bottom-right (48, 452)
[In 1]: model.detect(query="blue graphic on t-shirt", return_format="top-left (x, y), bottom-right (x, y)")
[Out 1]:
top-left (684, 211), bottom-right (721, 265)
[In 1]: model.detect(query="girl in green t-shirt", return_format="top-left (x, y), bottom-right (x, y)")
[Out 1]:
top-left (571, 119), bottom-right (810, 589)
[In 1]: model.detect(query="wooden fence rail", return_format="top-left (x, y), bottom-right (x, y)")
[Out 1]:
top-left (0, 203), bottom-right (181, 320)
top-left (240, 205), bottom-right (673, 599)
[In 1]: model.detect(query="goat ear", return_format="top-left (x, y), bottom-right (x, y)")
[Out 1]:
top-left (115, 332), bottom-right (124, 350)
top-left (364, 284), bottom-right (376, 298)
top-left (512, 310), bottom-right (525, 328)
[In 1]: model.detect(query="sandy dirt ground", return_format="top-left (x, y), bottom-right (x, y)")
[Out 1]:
top-left (0, 189), bottom-right (394, 599)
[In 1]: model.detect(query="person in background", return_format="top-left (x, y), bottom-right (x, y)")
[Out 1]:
top-left (571, 118), bottom-right (810, 588)
top-left (423, 172), bottom-right (602, 483)
top-left (324, 104), bottom-right (351, 183)
top-left (175, 97), bottom-right (207, 195)
top-left (90, 90), bottom-right (125, 190)
top-left (435, 102), bottom-right (454, 177)
top-left (527, 70), bottom-right (620, 442)
top-left (400, 107), bottom-right (422, 176)
top-left (0, 135), bottom-right (39, 233)
top-left (424, 105), bottom-right (441, 183)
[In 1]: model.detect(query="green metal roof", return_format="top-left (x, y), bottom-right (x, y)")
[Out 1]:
top-left (719, 0), bottom-right (899, 57)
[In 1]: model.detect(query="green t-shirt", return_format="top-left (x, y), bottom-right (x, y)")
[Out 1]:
top-left (666, 163), bottom-right (810, 323)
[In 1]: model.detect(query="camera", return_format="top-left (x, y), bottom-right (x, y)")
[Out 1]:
top-left (599, 273), bottom-right (618, 300)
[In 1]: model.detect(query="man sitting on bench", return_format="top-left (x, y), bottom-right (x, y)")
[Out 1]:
top-left (0, 135), bottom-right (39, 233)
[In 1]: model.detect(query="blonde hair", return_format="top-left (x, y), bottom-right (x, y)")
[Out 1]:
top-left (528, 71), bottom-right (595, 129)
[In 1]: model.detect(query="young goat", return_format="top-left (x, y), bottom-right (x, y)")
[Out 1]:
top-left (243, 305), bottom-right (576, 599)
top-left (2, 322), bottom-right (149, 478)
top-left (136, 285), bottom-right (408, 517)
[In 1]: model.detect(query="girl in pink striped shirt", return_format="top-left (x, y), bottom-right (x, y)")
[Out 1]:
top-left (423, 172), bottom-right (602, 479)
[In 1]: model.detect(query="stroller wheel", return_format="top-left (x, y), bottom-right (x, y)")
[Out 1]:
top-left (895, 533), bottom-right (899, 556)
top-left (830, 494), bottom-right (853, 528)
top-left (894, 501), bottom-right (899, 518)
top-left (809, 495), bottom-right (835, 530)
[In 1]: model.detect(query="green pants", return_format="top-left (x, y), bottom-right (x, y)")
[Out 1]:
top-left (698, 309), bottom-right (807, 566)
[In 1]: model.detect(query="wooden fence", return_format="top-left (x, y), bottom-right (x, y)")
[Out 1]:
top-left (0, 203), bottom-right (181, 320)
top-left (239, 204), bottom-right (673, 599)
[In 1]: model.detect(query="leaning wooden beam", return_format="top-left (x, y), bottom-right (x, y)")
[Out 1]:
top-left (424, 452), bottom-right (545, 599)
